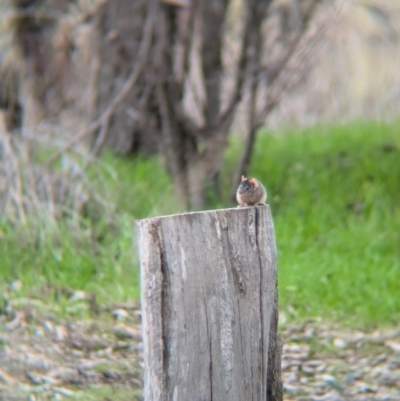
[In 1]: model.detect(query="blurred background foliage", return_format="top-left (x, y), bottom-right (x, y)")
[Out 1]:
top-left (0, 0), bottom-right (399, 326)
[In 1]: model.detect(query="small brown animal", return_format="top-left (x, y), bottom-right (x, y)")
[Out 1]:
top-left (236, 175), bottom-right (267, 207)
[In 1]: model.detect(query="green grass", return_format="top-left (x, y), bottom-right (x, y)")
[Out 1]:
top-left (86, 152), bottom-right (179, 218)
top-left (246, 122), bottom-right (400, 326)
top-left (0, 215), bottom-right (140, 307)
top-left (0, 154), bottom-right (179, 310)
top-left (1, 121), bottom-right (399, 326)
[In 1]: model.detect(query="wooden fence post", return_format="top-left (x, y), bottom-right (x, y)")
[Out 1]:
top-left (136, 206), bottom-right (282, 401)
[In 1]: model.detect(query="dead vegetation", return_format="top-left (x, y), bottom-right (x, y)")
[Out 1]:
top-left (1, 287), bottom-right (400, 400)
top-left (1, 0), bottom-right (334, 209)
top-left (0, 125), bottom-right (113, 226)
top-left (1, 0), bottom-right (400, 213)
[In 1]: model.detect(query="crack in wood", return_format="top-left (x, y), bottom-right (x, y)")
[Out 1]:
top-left (229, 247), bottom-right (246, 295)
top-left (152, 222), bottom-right (172, 395)
top-left (255, 206), bottom-right (266, 398)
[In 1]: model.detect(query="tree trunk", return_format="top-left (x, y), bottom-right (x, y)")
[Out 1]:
top-left (0, 69), bottom-right (22, 132)
top-left (136, 205), bottom-right (282, 401)
top-left (93, 0), bottom-right (160, 155)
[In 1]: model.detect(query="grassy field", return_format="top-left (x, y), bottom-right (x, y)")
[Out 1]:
top-left (1, 121), bottom-right (399, 326)
top-left (248, 122), bottom-right (400, 326)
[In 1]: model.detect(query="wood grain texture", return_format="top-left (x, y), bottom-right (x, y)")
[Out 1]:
top-left (136, 205), bottom-right (281, 401)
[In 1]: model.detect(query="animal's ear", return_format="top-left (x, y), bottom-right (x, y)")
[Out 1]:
top-left (249, 178), bottom-right (259, 188)
top-left (241, 175), bottom-right (245, 182)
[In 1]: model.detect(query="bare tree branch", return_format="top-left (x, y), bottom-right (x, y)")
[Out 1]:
top-left (231, 0), bottom-right (330, 198)
top-left (155, 4), bottom-right (191, 204)
top-left (200, 0), bottom-right (229, 126)
top-left (231, 0), bottom-right (271, 194)
top-left (211, 0), bottom-right (260, 136)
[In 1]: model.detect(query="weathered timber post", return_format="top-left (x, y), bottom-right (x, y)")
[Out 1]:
top-left (136, 206), bottom-right (282, 401)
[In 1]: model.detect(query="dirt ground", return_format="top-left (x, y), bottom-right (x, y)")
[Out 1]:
top-left (1, 291), bottom-right (400, 401)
